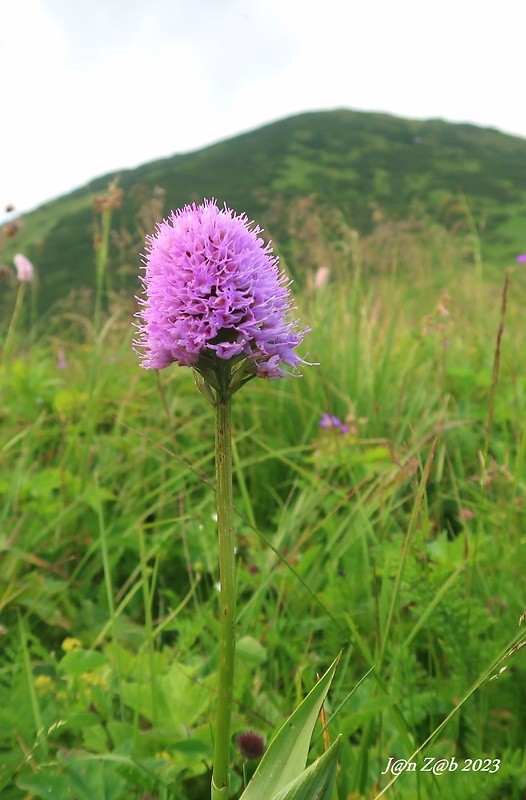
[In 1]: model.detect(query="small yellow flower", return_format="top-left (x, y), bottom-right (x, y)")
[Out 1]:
top-left (79, 671), bottom-right (109, 690)
top-left (35, 675), bottom-right (54, 696)
top-left (61, 637), bottom-right (83, 653)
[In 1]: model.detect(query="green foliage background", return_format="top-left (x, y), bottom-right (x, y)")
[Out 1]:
top-left (0, 112), bottom-right (525, 799)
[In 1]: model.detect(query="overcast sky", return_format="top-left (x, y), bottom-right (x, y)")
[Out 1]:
top-left (2, 0), bottom-right (525, 219)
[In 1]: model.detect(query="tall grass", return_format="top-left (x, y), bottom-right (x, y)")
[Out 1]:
top-left (0, 200), bottom-right (525, 800)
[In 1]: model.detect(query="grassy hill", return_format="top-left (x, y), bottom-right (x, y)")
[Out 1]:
top-left (3, 109), bottom-right (526, 313)
top-left (2, 110), bottom-right (526, 799)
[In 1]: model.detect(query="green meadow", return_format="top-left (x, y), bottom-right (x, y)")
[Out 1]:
top-left (1, 134), bottom-right (526, 798)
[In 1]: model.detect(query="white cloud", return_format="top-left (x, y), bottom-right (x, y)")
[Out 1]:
top-left (1, 0), bottom-right (525, 218)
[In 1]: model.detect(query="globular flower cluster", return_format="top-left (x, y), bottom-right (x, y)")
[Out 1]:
top-left (134, 200), bottom-right (308, 380)
top-left (236, 730), bottom-right (266, 761)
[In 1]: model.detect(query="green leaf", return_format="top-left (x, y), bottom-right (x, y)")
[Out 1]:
top-left (272, 737), bottom-right (342, 800)
top-left (351, 446), bottom-right (391, 464)
top-left (60, 649), bottom-right (107, 676)
top-left (17, 771), bottom-right (75, 798)
top-left (121, 662), bottom-right (212, 728)
top-left (236, 635), bottom-right (267, 664)
top-left (60, 712), bottom-right (102, 730)
top-left (18, 760), bottom-right (128, 800)
top-left (171, 738), bottom-right (214, 757)
top-left (242, 653), bottom-right (340, 800)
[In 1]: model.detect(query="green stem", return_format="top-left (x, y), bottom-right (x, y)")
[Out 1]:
top-left (94, 205), bottom-right (113, 331)
top-left (2, 282), bottom-right (26, 372)
top-left (211, 388), bottom-right (236, 800)
top-left (18, 611), bottom-right (48, 758)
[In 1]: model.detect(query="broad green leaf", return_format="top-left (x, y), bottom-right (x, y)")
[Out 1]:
top-left (60, 712), bottom-right (102, 730)
top-left (60, 649), bottom-right (108, 676)
top-left (17, 771), bottom-right (75, 798)
top-left (236, 635), bottom-right (267, 664)
top-left (171, 738), bottom-right (213, 757)
top-left (343, 694), bottom-right (399, 737)
top-left (242, 653), bottom-right (340, 800)
top-left (121, 662), bottom-right (212, 728)
top-left (18, 760), bottom-right (127, 800)
top-left (272, 737), bottom-right (342, 800)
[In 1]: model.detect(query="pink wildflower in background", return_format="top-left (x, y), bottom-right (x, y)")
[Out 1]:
top-left (516, 254), bottom-right (526, 264)
top-left (134, 199), bottom-right (309, 379)
top-left (57, 349), bottom-right (68, 369)
top-left (13, 253), bottom-right (34, 282)
top-left (314, 266), bottom-right (330, 288)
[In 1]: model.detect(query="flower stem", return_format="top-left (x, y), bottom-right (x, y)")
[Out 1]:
top-left (211, 387), bottom-right (236, 800)
top-left (94, 199), bottom-right (113, 331)
top-left (2, 282), bottom-right (26, 373)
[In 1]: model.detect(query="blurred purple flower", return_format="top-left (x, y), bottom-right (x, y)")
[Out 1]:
top-left (516, 254), bottom-right (526, 263)
top-left (320, 413), bottom-right (342, 429)
top-left (13, 253), bottom-right (34, 282)
top-left (320, 413), bottom-right (348, 433)
top-left (134, 200), bottom-right (309, 379)
top-left (57, 349), bottom-right (68, 369)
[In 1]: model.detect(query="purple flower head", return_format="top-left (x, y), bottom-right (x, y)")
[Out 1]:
top-left (320, 412), bottom-right (348, 434)
top-left (516, 254), bottom-right (526, 264)
top-left (236, 730), bottom-right (266, 760)
top-left (134, 200), bottom-right (309, 386)
top-left (320, 413), bottom-right (342, 429)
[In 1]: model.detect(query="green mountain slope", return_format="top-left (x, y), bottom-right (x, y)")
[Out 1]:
top-left (4, 109), bottom-right (526, 312)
